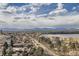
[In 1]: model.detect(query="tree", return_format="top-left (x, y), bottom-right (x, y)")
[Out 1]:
top-left (22, 48), bottom-right (28, 56)
top-left (6, 47), bottom-right (13, 56)
top-left (11, 39), bottom-right (13, 47)
top-left (2, 47), bottom-right (6, 56)
top-left (29, 47), bottom-right (36, 55)
top-left (32, 47), bottom-right (44, 56)
top-left (3, 42), bottom-right (8, 49)
top-left (2, 42), bottom-right (8, 56)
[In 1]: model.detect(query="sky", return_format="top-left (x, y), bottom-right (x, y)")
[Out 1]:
top-left (7, 3), bottom-right (79, 14)
top-left (0, 3), bottom-right (79, 29)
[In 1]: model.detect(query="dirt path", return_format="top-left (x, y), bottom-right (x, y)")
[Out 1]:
top-left (26, 34), bottom-right (58, 56)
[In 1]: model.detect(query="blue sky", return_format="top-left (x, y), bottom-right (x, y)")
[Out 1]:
top-left (0, 3), bottom-right (78, 16)
top-left (8, 3), bottom-right (79, 10)
top-left (0, 3), bottom-right (79, 29)
top-left (6, 3), bottom-right (79, 14)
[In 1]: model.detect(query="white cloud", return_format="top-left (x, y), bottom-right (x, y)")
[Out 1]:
top-left (0, 3), bottom-right (51, 18)
top-left (57, 3), bottom-right (64, 9)
top-left (49, 3), bottom-right (68, 15)
top-left (31, 3), bottom-right (51, 7)
top-left (0, 3), bottom-right (79, 29)
top-left (49, 9), bottom-right (67, 15)
top-left (21, 4), bottom-right (47, 15)
top-left (6, 6), bottom-right (18, 14)
top-left (30, 6), bottom-right (38, 13)
top-left (0, 3), bottom-right (8, 9)
top-left (72, 7), bottom-right (76, 10)
top-left (37, 14), bottom-right (48, 17)
top-left (0, 12), bottom-right (79, 29)
top-left (14, 3), bottom-right (51, 18)
top-left (19, 4), bottom-right (31, 11)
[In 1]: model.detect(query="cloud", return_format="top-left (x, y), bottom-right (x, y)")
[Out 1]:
top-left (0, 3), bottom-right (8, 9)
top-left (49, 3), bottom-right (68, 15)
top-left (31, 3), bottom-right (51, 7)
top-left (0, 3), bottom-right (52, 18)
top-left (49, 9), bottom-right (67, 15)
top-left (36, 14), bottom-right (48, 17)
top-left (72, 7), bottom-right (76, 10)
top-left (9, 3), bottom-right (51, 18)
top-left (57, 3), bottom-right (64, 9)
top-left (0, 3), bottom-right (79, 29)
top-left (6, 6), bottom-right (18, 14)
top-left (28, 3), bottom-right (51, 14)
